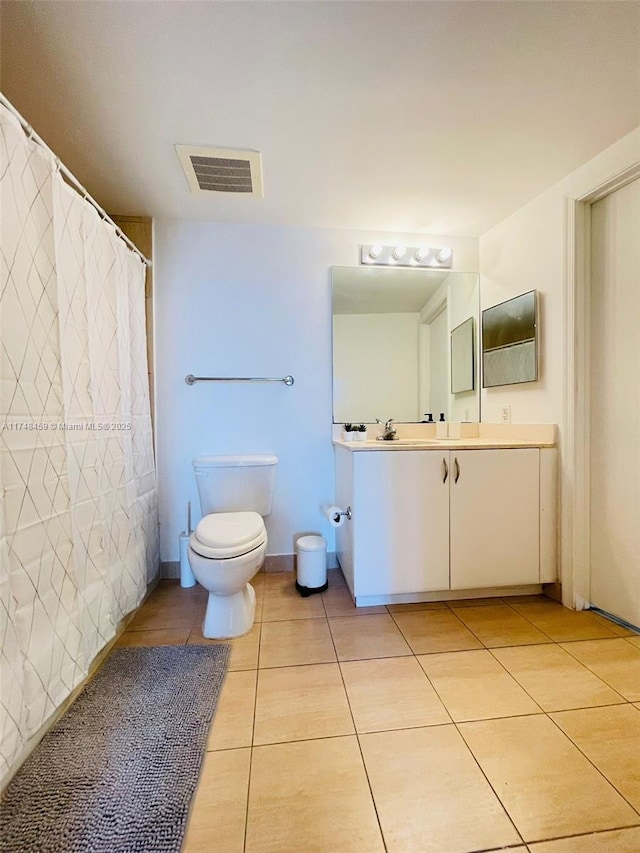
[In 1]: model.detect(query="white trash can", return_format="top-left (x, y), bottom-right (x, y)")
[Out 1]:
top-left (296, 534), bottom-right (328, 596)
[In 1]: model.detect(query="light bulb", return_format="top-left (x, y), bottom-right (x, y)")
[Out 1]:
top-left (369, 244), bottom-right (383, 259)
top-left (437, 248), bottom-right (452, 263)
top-left (415, 247), bottom-right (430, 262)
top-left (393, 246), bottom-right (406, 260)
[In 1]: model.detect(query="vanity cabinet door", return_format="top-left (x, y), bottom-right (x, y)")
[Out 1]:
top-left (353, 450), bottom-right (449, 596)
top-left (449, 449), bottom-right (540, 589)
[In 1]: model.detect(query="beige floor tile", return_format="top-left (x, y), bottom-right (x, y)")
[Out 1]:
top-left (528, 827), bottom-right (640, 852)
top-left (254, 663), bottom-right (354, 745)
top-left (340, 656), bottom-right (449, 732)
top-left (322, 583), bottom-right (387, 617)
top-left (262, 577), bottom-right (326, 621)
top-left (328, 613), bottom-right (411, 660)
top-left (560, 638), bottom-right (640, 701)
top-left (459, 714), bottom-right (639, 842)
top-left (245, 736), bottom-right (384, 853)
top-left (504, 594), bottom-right (551, 604)
top-left (207, 669), bottom-right (257, 750)
top-left (259, 618), bottom-right (336, 668)
top-left (418, 649), bottom-right (541, 721)
top-left (188, 620), bottom-right (261, 671)
top-left (263, 570), bottom-right (294, 588)
top-left (551, 704), bottom-right (640, 810)
top-left (127, 599), bottom-right (201, 631)
top-left (147, 579), bottom-right (207, 603)
top-left (391, 609), bottom-right (483, 654)
top-left (455, 604), bottom-right (551, 647)
top-left (182, 748), bottom-right (250, 853)
top-left (386, 600), bottom-right (448, 612)
top-left (448, 596), bottom-right (506, 608)
top-left (360, 725), bottom-right (521, 853)
top-left (511, 602), bottom-right (618, 641)
top-left (589, 613), bottom-right (637, 637)
top-left (626, 635), bottom-right (640, 648)
top-left (325, 568), bottom-right (347, 587)
top-left (492, 644), bottom-right (626, 711)
top-left (115, 627), bottom-right (190, 647)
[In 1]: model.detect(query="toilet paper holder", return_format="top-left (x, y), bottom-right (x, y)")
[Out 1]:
top-left (332, 506), bottom-right (352, 522)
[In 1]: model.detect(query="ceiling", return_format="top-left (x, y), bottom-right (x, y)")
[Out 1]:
top-left (1, 1), bottom-right (638, 237)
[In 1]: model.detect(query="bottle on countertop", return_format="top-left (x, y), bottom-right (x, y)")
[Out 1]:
top-left (436, 412), bottom-right (448, 439)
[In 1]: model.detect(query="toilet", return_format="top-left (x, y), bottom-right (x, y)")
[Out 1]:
top-left (188, 454), bottom-right (278, 638)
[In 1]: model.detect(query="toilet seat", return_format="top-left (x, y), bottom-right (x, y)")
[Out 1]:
top-left (190, 511), bottom-right (266, 560)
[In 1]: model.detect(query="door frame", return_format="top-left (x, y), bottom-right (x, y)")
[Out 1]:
top-left (562, 161), bottom-right (640, 610)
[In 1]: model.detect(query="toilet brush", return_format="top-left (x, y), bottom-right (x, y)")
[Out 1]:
top-left (179, 501), bottom-right (196, 588)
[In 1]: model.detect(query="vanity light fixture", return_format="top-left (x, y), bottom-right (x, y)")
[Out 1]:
top-left (360, 244), bottom-right (453, 269)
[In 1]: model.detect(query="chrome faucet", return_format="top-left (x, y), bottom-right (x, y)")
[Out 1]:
top-left (376, 418), bottom-right (397, 441)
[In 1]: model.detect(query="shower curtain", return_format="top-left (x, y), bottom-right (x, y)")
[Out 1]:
top-left (0, 104), bottom-right (159, 784)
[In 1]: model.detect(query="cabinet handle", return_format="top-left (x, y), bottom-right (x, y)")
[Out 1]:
top-left (454, 457), bottom-right (460, 483)
top-left (442, 457), bottom-right (448, 483)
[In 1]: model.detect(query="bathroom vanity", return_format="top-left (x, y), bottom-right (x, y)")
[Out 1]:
top-left (333, 431), bottom-right (557, 606)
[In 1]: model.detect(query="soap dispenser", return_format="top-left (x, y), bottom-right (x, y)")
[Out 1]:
top-left (436, 413), bottom-right (448, 439)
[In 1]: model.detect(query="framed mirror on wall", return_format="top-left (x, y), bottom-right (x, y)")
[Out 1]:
top-left (331, 266), bottom-right (480, 424)
top-left (451, 316), bottom-right (475, 394)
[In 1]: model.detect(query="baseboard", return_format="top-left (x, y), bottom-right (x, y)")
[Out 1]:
top-left (265, 552), bottom-right (339, 572)
top-left (162, 552), bottom-right (339, 577)
top-left (160, 560), bottom-right (181, 579)
top-left (543, 581), bottom-right (562, 603)
top-left (263, 554), bottom-right (295, 572)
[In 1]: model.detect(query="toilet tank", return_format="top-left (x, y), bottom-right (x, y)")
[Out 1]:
top-left (193, 455), bottom-right (278, 516)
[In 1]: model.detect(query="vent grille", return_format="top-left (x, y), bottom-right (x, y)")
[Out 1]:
top-left (190, 156), bottom-right (253, 193)
top-left (176, 145), bottom-right (263, 197)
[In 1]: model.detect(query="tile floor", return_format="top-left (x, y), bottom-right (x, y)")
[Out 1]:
top-left (115, 572), bottom-right (640, 853)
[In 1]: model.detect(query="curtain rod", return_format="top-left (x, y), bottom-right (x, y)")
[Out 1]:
top-left (0, 92), bottom-right (152, 268)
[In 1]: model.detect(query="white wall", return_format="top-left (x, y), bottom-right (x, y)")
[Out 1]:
top-left (479, 126), bottom-right (640, 427)
top-left (154, 221), bottom-right (477, 561)
top-left (479, 127), bottom-right (639, 591)
top-left (333, 313), bottom-right (420, 423)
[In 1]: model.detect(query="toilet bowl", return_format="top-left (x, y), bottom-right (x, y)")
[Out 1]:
top-left (188, 454), bottom-right (277, 639)
top-left (189, 511), bottom-right (267, 638)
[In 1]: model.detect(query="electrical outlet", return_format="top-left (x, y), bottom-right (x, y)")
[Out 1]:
top-left (501, 404), bottom-right (511, 423)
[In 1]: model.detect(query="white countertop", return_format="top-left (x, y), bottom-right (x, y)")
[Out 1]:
top-left (333, 437), bottom-right (556, 450)
top-left (333, 423), bottom-right (557, 450)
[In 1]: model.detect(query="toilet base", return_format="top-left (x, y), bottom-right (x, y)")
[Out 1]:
top-left (202, 582), bottom-right (256, 639)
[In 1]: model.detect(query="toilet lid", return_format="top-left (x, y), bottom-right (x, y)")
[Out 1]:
top-left (192, 511), bottom-right (266, 559)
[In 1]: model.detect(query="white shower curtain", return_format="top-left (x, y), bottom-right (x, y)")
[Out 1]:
top-left (0, 104), bottom-right (159, 784)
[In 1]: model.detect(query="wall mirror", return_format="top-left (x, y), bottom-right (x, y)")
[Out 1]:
top-left (332, 266), bottom-right (480, 424)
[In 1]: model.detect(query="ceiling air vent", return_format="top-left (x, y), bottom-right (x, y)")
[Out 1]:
top-left (176, 145), bottom-right (263, 197)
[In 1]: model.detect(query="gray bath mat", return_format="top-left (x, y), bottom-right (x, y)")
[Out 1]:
top-left (0, 644), bottom-right (231, 853)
